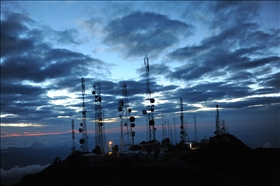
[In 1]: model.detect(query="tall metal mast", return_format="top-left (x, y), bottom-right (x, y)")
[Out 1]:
top-left (118, 83), bottom-right (135, 152)
top-left (161, 112), bottom-right (166, 141)
top-left (194, 115), bottom-right (198, 142)
top-left (214, 105), bottom-right (220, 135)
top-left (173, 117), bottom-right (177, 145)
top-left (168, 120), bottom-right (173, 145)
top-left (142, 55), bottom-right (156, 142)
top-left (79, 78), bottom-right (88, 152)
top-left (92, 83), bottom-right (105, 152)
top-left (71, 119), bottom-right (76, 153)
top-left (180, 98), bottom-right (186, 144)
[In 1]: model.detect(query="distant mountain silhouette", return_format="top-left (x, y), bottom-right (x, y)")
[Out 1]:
top-left (1, 147), bottom-right (70, 170)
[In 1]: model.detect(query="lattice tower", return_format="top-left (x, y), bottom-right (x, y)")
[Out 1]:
top-left (71, 119), bottom-right (76, 153)
top-left (215, 105), bottom-right (220, 135)
top-left (194, 115), bottom-right (198, 142)
top-left (180, 98), bottom-right (186, 144)
top-left (92, 83), bottom-right (105, 152)
top-left (142, 56), bottom-right (156, 142)
top-left (79, 78), bottom-right (88, 152)
top-left (118, 83), bottom-right (135, 152)
top-left (173, 117), bottom-right (177, 145)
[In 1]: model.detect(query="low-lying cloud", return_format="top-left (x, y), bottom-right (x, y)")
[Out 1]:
top-left (1, 164), bottom-right (50, 186)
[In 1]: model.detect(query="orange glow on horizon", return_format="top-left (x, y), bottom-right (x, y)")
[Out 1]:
top-left (1, 131), bottom-right (69, 138)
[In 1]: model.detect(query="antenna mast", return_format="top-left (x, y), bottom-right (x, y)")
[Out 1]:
top-left (168, 120), bottom-right (172, 145)
top-left (118, 83), bottom-right (136, 152)
top-left (173, 117), bottom-right (177, 145)
top-left (194, 115), bottom-right (198, 142)
top-left (71, 119), bottom-right (76, 153)
top-left (92, 83), bottom-right (105, 152)
top-left (79, 78), bottom-right (88, 152)
top-left (180, 98), bottom-right (186, 145)
top-left (161, 112), bottom-right (166, 141)
top-left (142, 55), bottom-right (156, 142)
top-left (215, 105), bottom-right (220, 135)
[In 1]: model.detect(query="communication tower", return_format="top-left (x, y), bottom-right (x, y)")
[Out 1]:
top-left (173, 117), bottom-right (177, 145)
top-left (142, 55), bottom-right (156, 142)
top-left (180, 98), bottom-right (186, 145)
top-left (168, 120), bottom-right (172, 145)
top-left (79, 78), bottom-right (88, 152)
top-left (221, 119), bottom-right (227, 134)
top-left (118, 83), bottom-right (136, 152)
top-left (71, 119), bottom-right (76, 153)
top-left (193, 115), bottom-right (198, 142)
top-left (214, 105), bottom-right (220, 135)
top-left (161, 112), bottom-right (166, 141)
top-left (92, 83), bottom-right (105, 152)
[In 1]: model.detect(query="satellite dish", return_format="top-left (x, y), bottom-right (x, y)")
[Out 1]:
top-left (124, 123), bottom-right (128, 127)
top-left (131, 123), bottom-right (135, 127)
top-left (180, 126), bottom-right (183, 129)
top-left (128, 108), bottom-right (132, 113)
top-left (142, 110), bottom-right (147, 115)
top-left (132, 131), bottom-right (135, 137)
top-left (79, 138), bottom-right (85, 144)
top-left (129, 116), bottom-right (135, 122)
top-left (149, 119), bottom-right (155, 126)
top-left (92, 91), bottom-right (96, 95)
top-left (79, 128), bottom-right (83, 133)
top-left (150, 98), bottom-right (155, 103)
top-left (180, 131), bottom-right (184, 135)
top-left (80, 123), bottom-right (83, 126)
top-left (99, 122), bottom-right (103, 126)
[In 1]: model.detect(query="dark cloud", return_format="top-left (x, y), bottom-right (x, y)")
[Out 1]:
top-left (0, 11), bottom-right (110, 128)
top-left (217, 96), bottom-right (280, 110)
top-left (103, 11), bottom-right (193, 57)
top-left (165, 2), bottom-right (279, 108)
top-left (1, 11), bottom-right (108, 82)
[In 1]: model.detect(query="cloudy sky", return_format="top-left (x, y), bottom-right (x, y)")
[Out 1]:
top-left (1, 1), bottom-right (279, 150)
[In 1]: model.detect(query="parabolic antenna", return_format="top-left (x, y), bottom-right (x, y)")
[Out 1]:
top-left (79, 138), bottom-right (85, 144)
top-left (129, 116), bottom-right (135, 122)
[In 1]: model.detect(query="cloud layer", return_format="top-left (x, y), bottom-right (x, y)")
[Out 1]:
top-left (1, 1), bottom-right (279, 149)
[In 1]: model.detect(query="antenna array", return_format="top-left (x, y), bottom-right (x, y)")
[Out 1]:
top-left (180, 98), bottom-right (186, 144)
top-left (71, 119), bottom-right (76, 153)
top-left (142, 56), bottom-right (156, 142)
top-left (118, 83), bottom-right (136, 152)
top-left (92, 83), bottom-right (105, 152)
top-left (194, 115), bottom-right (198, 142)
top-left (79, 78), bottom-right (88, 152)
top-left (214, 105), bottom-right (220, 135)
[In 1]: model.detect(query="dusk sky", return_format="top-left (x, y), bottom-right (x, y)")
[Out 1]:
top-left (1, 1), bottom-right (279, 150)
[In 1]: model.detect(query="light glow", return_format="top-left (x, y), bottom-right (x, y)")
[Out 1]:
top-left (0, 123), bottom-right (46, 127)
